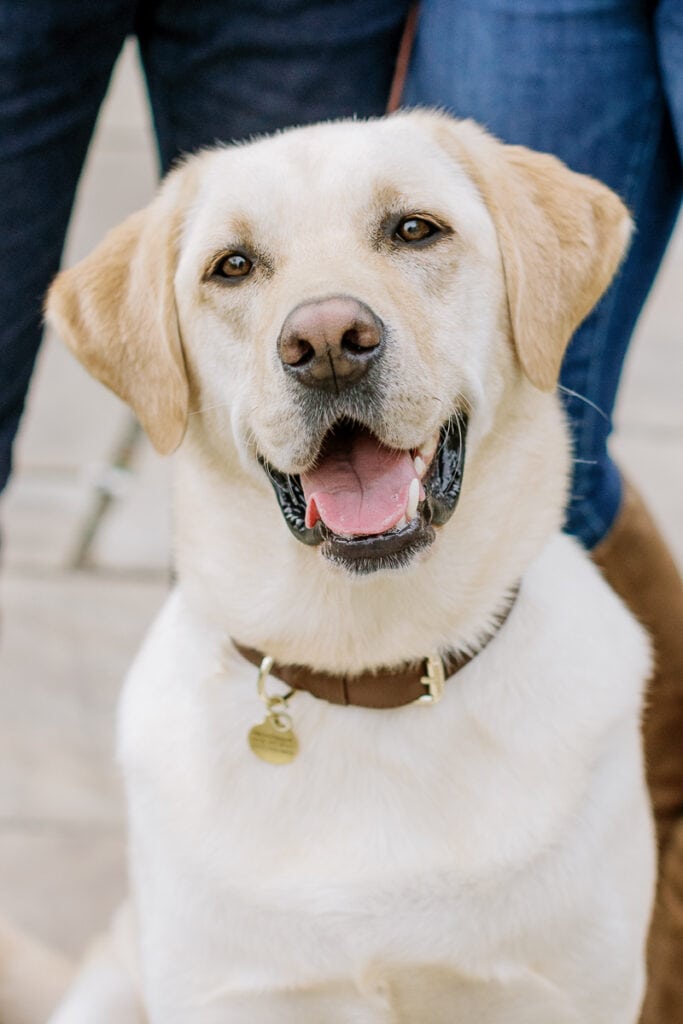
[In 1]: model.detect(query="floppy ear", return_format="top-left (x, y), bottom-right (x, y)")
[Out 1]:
top-left (45, 167), bottom-right (195, 454)
top-left (435, 117), bottom-right (633, 391)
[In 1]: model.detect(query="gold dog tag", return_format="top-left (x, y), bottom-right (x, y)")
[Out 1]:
top-left (249, 713), bottom-right (299, 765)
top-left (248, 654), bottom-right (299, 764)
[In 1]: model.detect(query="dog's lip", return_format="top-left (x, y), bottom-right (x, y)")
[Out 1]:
top-left (259, 414), bottom-right (468, 562)
top-left (321, 514), bottom-right (436, 575)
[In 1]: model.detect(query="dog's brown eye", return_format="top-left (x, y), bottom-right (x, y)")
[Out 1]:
top-left (395, 216), bottom-right (440, 244)
top-left (214, 252), bottom-right (253, 279)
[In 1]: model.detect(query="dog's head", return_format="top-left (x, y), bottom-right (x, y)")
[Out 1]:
top-left (47, 113), bottom-right (630, 577)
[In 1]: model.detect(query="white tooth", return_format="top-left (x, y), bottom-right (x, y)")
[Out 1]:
top-left (407, 477), bottom-right (420, 520)
top-left (414, 455), bottom-right (427, 478)
top-left (396, 515), bottom-right (408, 531)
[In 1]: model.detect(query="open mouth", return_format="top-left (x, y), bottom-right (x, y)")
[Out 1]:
top-left (261, 414), bottom-right (467, 574)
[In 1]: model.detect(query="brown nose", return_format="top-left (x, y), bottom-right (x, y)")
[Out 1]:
top-left (277, 296), bottom-right (383, 391)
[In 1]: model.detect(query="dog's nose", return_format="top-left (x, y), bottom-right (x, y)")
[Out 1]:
top-left (278, 296), bottom-right (383, 391)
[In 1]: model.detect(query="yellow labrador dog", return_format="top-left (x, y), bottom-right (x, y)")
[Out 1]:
top-left (37, 113), bottom-right (654, 1023)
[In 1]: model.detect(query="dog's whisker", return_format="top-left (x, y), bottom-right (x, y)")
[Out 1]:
top-left (455, 415), bottom-right (464, 462)
top-left (189, 400), bottom-right (233, 416)
top-left (557, 385), bottom-right (609, 422)
top-left (453, 391), bottom-right (473, 413)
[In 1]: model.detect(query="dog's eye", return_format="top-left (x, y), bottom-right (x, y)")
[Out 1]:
top-left (394, 216), bottom-right (440, 244)
top-left (213, 252), bottom-right (253, 280)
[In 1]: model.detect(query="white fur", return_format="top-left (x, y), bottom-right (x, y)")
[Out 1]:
top-left (110, 535), bottom-right (653, 1024)
top-left (39, 115), bottom-right (654, 1024)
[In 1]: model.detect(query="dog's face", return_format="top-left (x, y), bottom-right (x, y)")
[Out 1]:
top-left (175, 118), bottom-right (505, 573)
top-left (47, 113), bottom-right (631, 577)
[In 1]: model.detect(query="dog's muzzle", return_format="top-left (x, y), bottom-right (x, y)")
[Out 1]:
top-left (262, 295), bottom-right (468, 574)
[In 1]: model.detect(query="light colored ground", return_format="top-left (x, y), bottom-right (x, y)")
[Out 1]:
top-left (1, 40), bottom-right (682, 959)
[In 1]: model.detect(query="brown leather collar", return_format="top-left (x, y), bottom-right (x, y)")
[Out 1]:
top-left (233, 586), bottom-right (519, 710)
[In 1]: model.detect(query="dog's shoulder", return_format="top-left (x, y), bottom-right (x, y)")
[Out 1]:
top-left (483, 532), bottom-right (652, 736)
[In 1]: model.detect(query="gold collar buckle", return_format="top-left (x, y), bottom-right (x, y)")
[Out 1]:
top-left (415, 655), bottom-right (445, 705)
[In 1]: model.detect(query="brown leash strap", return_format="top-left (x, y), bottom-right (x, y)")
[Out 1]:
top-left (387, 3), bottom-right (420, 114)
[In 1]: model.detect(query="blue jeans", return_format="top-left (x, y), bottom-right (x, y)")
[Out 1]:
top-left (0, 0), bottom-right (411, 494)
top-left (404, 0), bottom-right (683, 549)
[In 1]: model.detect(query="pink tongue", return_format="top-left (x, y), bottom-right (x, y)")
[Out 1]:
top-left (301, 433), bottom-right (417, 537)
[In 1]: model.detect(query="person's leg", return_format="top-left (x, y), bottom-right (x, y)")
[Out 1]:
top-left (0, 0), bottom-right (134, 495)
top-left (403, 0), bottom-right (682, 548)
top-left (657, 0), bottom-right (683, 155)
top-left (136, 0), bottom-right (412, 173)
top-left (594, 480), bottom-right (683, 1024)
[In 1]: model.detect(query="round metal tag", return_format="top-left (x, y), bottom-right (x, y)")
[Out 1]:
top-left (248, 716), bottom-right (299, 765)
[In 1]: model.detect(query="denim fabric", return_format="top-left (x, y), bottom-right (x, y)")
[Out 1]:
top-left (0, 0), bottom-right (411, 493)
top-left (404, 0), bottom-right (683, 548)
